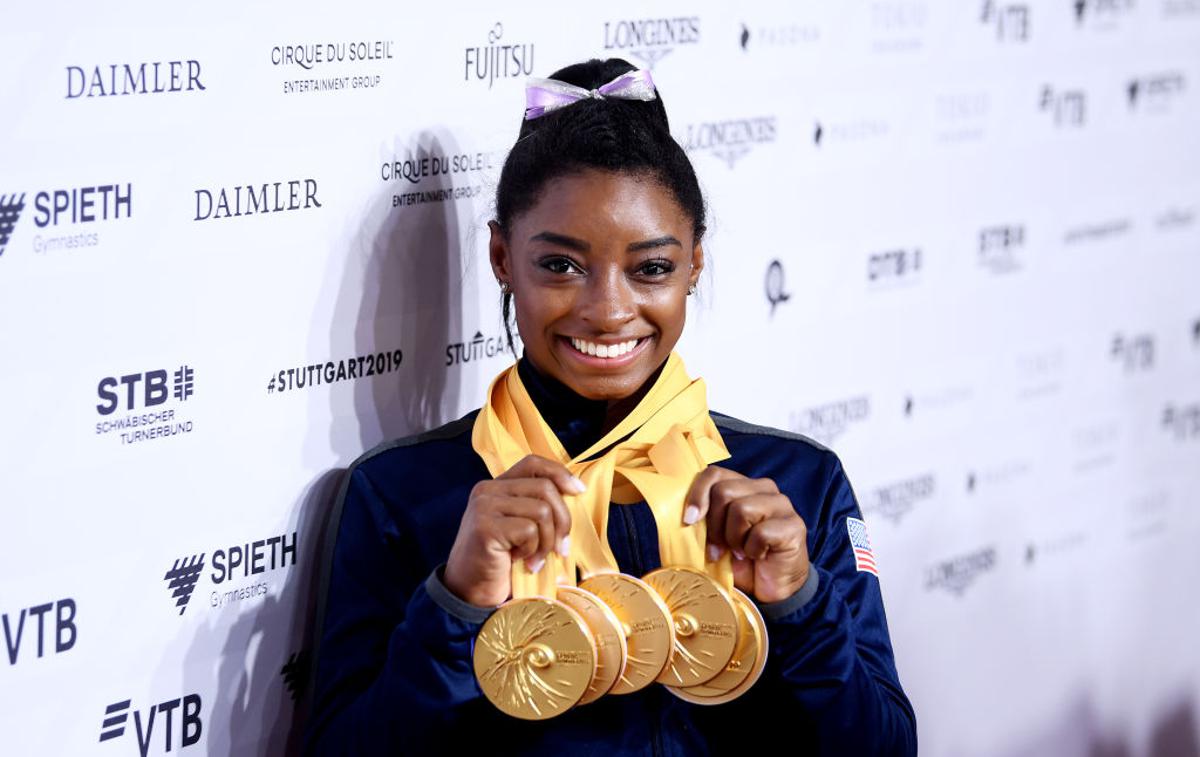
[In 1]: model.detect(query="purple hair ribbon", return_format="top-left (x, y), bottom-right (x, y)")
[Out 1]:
top-left (524, 68), bottom-right (658, 120)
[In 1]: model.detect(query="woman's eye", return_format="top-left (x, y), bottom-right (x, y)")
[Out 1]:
top-left (540, 257), bottom-right (579, 275)
top-left (640, 260), bottom-right (675, 276)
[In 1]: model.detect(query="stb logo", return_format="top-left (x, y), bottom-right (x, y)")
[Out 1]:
top-left (96, 366), bottom-right (195, 415)
top-left (868, 247), bottom-right (923, 283)
top-left (0, 193), bottom-right (26, 256)
top-left (979, 224), bottom-right (1025, 273)
top-left (163, 555), bottom-right (205, 615)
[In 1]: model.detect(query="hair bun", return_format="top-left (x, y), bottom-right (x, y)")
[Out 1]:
top-left (495, 57), bottom-right (704, 240)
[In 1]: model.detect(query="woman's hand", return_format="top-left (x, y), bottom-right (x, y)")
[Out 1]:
top-left (442, 454), bottom-right (583, 608)
top-left (683, 465), bottom-right (811, 604)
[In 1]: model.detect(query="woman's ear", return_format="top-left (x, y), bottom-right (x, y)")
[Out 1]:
top-left (689, 242), bottom-right (704, 288)
top-left (488, 220), bottom-right (511, 284)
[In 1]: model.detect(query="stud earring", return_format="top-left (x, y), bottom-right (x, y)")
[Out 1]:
top-left (687, 283), bottom-right (697, 296)
top-left (497, 278), bottom-right (511, 295)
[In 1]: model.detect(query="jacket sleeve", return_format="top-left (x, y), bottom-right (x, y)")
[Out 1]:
top-left (750, 449), bottom-right (918, 756)
top-left (304, 465), bottom-right (497, 755)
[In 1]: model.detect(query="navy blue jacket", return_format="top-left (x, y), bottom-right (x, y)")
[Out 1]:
top-left (305, 358), bottom-right (917, 756)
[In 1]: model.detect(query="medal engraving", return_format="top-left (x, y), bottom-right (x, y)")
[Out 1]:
top-left (643, 567), bottom-right (738, 688)
top-left (666, 588), bottom-right (768, 704)
top-left (473, 598), bottom-right (596, 720)
top-left (557, 585), bottom-right (628, 705)
top-left (579, 573), bottom-right (674, 695)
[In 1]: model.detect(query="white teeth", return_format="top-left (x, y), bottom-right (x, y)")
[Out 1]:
top-left (570, 337), bottom-right (640, 358)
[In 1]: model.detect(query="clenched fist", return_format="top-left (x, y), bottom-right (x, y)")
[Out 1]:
top-left (683, 465), bottom-right (810, 603)
top-left (442, 454), bottom-right (584, 607)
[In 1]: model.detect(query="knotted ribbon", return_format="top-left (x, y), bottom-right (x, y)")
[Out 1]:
top-left (471, 351), bottom-right (734, 601)
top-left (524, 68), bottom-right (658, 120)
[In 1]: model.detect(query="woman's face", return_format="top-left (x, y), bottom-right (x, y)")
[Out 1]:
top-left (490, 169), bottom-right (704, 401)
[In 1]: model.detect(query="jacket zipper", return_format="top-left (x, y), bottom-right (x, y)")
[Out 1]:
top-left (619, 502), bottom-right (644, 575)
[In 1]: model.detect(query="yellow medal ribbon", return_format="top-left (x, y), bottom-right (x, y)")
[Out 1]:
top-left (471, 350), bottom-right (735, 601)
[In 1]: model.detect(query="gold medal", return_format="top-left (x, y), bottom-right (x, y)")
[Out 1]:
top-left (643, 566), bottom-right (739, 687)
top-left (473, 597), bottom-right (597, 720)
top-left (557, 585), bottom-right (628, 705)
top-left (469, 351), bottom-right (742, 713)
top-left (665, 587), bottom-right (769, 705)
top-left (579, 572), bottom-right (674, 695)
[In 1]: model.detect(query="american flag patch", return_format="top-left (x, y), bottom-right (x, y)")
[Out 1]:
top-left (847, 517), bottom-right (879, 576)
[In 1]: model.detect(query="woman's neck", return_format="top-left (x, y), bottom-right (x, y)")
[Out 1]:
top-left (598, 367), bottom-right (660, 436)
top-left (516, 351), bottom-right (667, 457)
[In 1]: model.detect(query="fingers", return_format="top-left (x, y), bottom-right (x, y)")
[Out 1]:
top-left (452, 455), bottom-right (587, 607)
top-left (503, 479), bottom-right (572, 556)
top-left (491, 455), bottom-right (584, 571)
top-left (502, 454), bottom-right (587, 497)
top-left (741, 514), bottom-right (805, 561)
top-left (492, 514), bottom-right (542, 566)
top-left (493, 495), bottom-right (566, 571)
top-left (721, 492), bottom-right (777, 558)
top-left (703, 476), bottom-right (777, 553)
top-left (684, 466), bottom-right (733, 526)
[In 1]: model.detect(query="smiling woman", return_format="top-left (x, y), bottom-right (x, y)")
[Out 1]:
top-left (305, 58), bottom-right (917, 757)
top-left (489, 170), bottom-right (700, 411)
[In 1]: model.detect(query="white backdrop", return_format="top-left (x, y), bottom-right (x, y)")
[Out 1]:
top-left (2, 1), bottom-right (1199, 755)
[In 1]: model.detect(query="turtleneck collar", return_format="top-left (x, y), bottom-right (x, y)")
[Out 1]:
top-left (516, 349), bottom-right (667, 459)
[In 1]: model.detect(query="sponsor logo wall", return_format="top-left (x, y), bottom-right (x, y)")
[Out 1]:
top-left (1, 2), bottom-right (1198, 756)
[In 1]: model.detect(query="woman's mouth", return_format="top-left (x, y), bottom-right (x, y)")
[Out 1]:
top-left (559, 335), bottom-right (652, 367)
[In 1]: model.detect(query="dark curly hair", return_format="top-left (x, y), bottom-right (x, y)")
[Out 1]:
top-left (493, 57), bottom-right (707, 355)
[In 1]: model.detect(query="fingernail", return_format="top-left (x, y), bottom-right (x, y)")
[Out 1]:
top-left (683, 505), bottom-right (700, 525)
top-left (559, 536), bottom-right (571, 557)
top-left (707, 544), bottom-right (721, 562)
top-left (567, 476), bottom-right (586, 494)
top-left (529, 557), bottom-right (545, 574)
top-left (733, 550), bottom-right (745, 561)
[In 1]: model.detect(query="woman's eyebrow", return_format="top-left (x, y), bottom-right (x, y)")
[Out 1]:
top-left (627, 235), bottom-right (682, 252)
top-left (528, 231), bottom-right (682, 253)
top-left (529, 231), bottom-right (589, 251)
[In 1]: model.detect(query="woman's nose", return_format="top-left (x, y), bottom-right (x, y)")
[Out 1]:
top-left (578, 266), bottom-right (635, 331)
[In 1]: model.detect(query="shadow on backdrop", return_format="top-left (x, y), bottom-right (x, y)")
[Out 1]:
top-left (1000, 691), bottom-right (1199, 757)
top-left (183, 129), bottom-right (471, 755)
